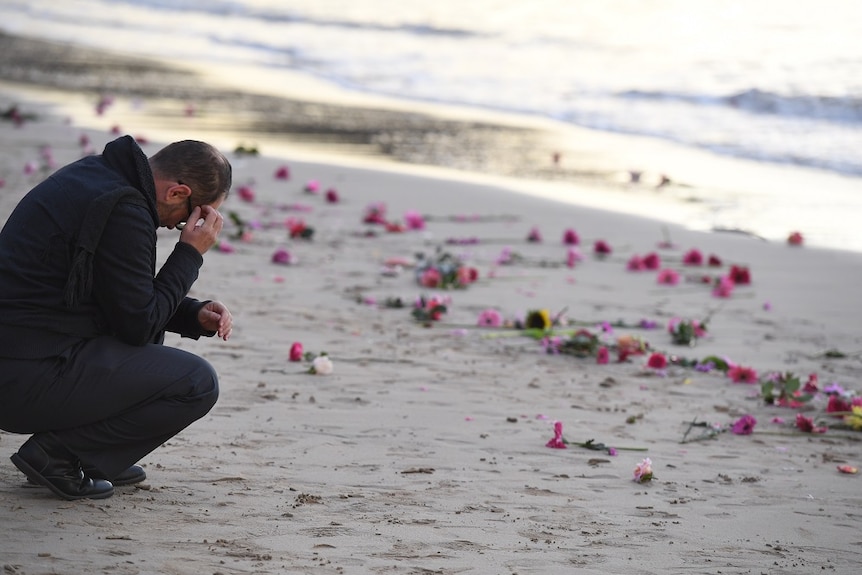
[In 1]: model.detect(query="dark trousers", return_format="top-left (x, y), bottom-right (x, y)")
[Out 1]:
top-left (0, 336), bottom-right (219, 479)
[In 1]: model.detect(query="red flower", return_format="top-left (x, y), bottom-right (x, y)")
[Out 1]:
top-left (593, 240), bottom-right (612, 256)
top-left (707, 254), bottom-right (722, 267)
top-left (731, 414), bottom-right (757, 435)
top-left (826, 395), bottom-right (851, 416)
top-left (727, 365), bottom-right (758, 384)
top-left (787, 231), bottom-right (804, 246)
top-left (562, 228), bottom-right (580, 245)
top-left (642, 252), bottom-right (661, 270)
top-left (325, 188), bottom-right (340, 203)
top-left (682, 249), bottom-right (703, 266)
top-left (647, 352), bottom-right (668, 369)
top-left (729, 265), bottom-right (751, 285)
top-left (802, 373), bottom-right (818, 394)
top-left (363, 202), bottom-right (387, 224)
top-left (274, 165), bottom-right (291, 180)
top-left (795, 413), bottom-right (827, 433)
top-left (289, 342), bottom-right (303, 362)
top-left (420, 268), bottom-right (442, 288)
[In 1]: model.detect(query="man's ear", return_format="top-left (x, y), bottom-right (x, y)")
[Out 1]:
top-left (166, 182), bottom-right (192, 202)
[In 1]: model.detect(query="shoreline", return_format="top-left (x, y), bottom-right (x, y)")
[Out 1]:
top-left (3, 31), bottom-right (862, 254)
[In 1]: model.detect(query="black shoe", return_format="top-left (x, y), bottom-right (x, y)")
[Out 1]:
top-left (11, 434), bottom-right (114, 501)
top-left (83, 464), bottom-right (147, 487)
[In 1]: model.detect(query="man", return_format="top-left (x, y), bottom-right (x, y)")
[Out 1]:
top-left (0, 135), bottom-right (234, 501)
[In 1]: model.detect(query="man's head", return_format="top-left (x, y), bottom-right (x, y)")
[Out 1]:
top-left (149, 140), bottom-right (232, 228)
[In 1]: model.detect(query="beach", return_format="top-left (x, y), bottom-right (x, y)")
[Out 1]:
top-left (2, 32), bottom-right (862, 575)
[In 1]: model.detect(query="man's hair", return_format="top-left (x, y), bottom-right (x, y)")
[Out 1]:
top-left (149, 140), bottom-right (232, 205)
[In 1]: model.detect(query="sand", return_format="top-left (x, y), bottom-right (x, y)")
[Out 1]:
top-left (2, 33), bottom-right (862, 575)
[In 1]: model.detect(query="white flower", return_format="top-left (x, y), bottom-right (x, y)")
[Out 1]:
top-left (311, 355), bottom-right (334, 375)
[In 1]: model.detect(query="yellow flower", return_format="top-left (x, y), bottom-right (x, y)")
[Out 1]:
top-left (525, 309), bottom-right (552, 330)
top-left (843, 405), bottom-right (862, 431)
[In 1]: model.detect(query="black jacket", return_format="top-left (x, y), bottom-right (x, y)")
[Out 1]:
top-left (0, 136), bottom-right (211, 358)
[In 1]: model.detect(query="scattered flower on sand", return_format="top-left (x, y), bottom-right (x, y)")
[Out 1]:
top-left (546, 421), bottom-right (567, 449)
top-left (596, 346), bottom-right (610, 364)
top-left (415, 250), bottom-right (478, 289)
top-left (271, 248), bottom-right (295, 265)
top-left (412, 295), bottom-right (449, 323)
top-left (566, 247), bottom-right (582, 268)
top-left (524, 309), bottom-right (552, 331)
top-left (477, 308), bottom-right (503, 327)
top-left (304, 179), bottom-right (320, 194)
top-left (289, 342), bottom-right (303, 362)
top-left (216, 240), bottom-right (235, 253)
top-left (682, 249), bottom-right (703, 266)
top-left (787, 231), bottom-right (804, 246)
top-left (837, 464), bottom-right (858, 474)
top-left (731, 414), bottom-right (757, 435)
top-left (593, 239), bottom-right (612, 257)
top-left (309, 354), bottom-right (334, 375)
top-left (404, 210), bottom-right (425, 230)
top-left (325, 187), bottom-right (339, 203)
top-left (844, 405), bottom-right (862, 431)
top-left (287, 218), bottom-right (314, 239)
top-left (668, 317), bottom-right (708, 346)
top-left (526, 226), bottom-right (542, 243)
top-left (642, 252), bottom-right (661, 270)
top-left (656, 268), bottom-right (680, 285)
top-left (712, 276), bottom-right (735, 298)
top-left (729, 265), bottom-right (752, 285)
top-left (237, 184), bottom-right (255, 202)
top-left (562, 228), bottom-right (579, 245)
top-left (728, 365), bottom-right (758, 384)
top-left (274, 165), bottom-right (290, 180)
top-left (795, 413), bottom-right (827, 433)
top-left (647, 352), bottom-right (668, 370)
top-left (633, 457), bottom-right (654, 483)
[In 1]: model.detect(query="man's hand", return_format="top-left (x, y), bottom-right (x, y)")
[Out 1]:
top-left (180, 205), bottom-right (224, 254)
top-left (198, 300), bottom-right (232, 341)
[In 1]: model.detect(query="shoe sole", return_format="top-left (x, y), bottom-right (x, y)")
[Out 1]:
top-left (11, 453), bottom-right (114, 501)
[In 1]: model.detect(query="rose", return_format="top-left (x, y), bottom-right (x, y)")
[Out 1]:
top-left (310, 355), bottom-right (334, 375)
top-left (289, 342), bottom-right (303, 362)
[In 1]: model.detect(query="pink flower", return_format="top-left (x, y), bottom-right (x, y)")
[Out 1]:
top-left (420, 268), bottom-right (441, 288)
top-left (404, 210), bottom-right (425, 230)
top-left (682, 249), bottom-right (703, 266)
top-left (23, 161), bottom-right (37, 175)
top-left (526, 226), bottom-right (542, 243)
top-left (289, 342), bottom-right (303, 362)
top-left (656, 268), bottom-right (680, 285)
top-left (596, 346), bottom-right (610, 365)
top-left (325, 188), bottom-right (339, 203)
top-left (647, 352), bottom-right (668, 370)
top-left (633, 457), bottom-right (653, 483)
top-left (545, 421), bottom-right (567, 449)
top-left (457, 266), bottom-right (478, 286)
top-left (216, 240), bottom-right (235, 253)
top-left (271, 248), bottom-right (293, 265)
top-left (238, 185), bottom-right (255, 203)
top-left (731, 414), bottom-right (757, 435)
top-left (304, 180), bottom-right (320, 194)
top-left (274, 165), bottom-right (290, 180)
top-left (642, 252), bottom-right (661, 270)
top-left (707, 254), bottom-right (723, 267)
top-left (727, 365), bottom-right (758, 384)
top-left (566, 247), bottom-right (582, 268)
top-left (627, 255), bottom-right (645, 271)
top-left (802, 373), bottom-right (819, 394)
top-left (562, 228), bottom-right (580, 245)
top-left (477, 309), bottom-right (503, 327)
top-left (593, 239), bottom-right (612, 256)
top-left (712, 276), bottom-right (735, 298)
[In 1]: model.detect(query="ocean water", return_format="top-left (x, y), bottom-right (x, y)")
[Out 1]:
top-left (2, 0), bottom-right (861, 251)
